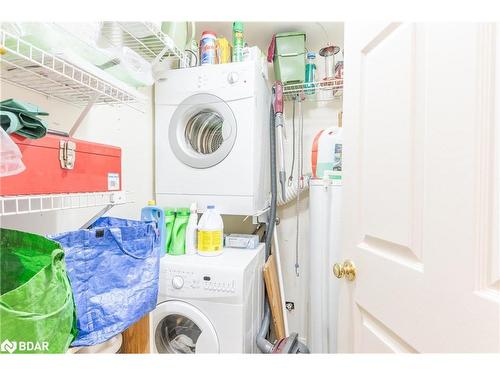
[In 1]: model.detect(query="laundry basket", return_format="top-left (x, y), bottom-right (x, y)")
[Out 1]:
top-left (0, 228), bottom-right (77, 354)
top-left (273, 32), bottom-right (306, 84)
top-left (49, 217), bottom-right (161, 347)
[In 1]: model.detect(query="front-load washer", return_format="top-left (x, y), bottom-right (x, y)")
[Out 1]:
top-left (150, 245), bottom-right (265, 353)
top-left (155, 58), bottom-right (271, 215)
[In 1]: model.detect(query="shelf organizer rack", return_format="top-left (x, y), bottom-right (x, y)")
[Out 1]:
top-left (100, 22), bottom-right (190, 67)
top-left (0, 191), bottom-right (128, 217)
top-left (283, 78), bottom-right (343, 102)
top-left (0, 29), bottom-right (144, 107)
top-left (0, 28), bottom-right (148, 136)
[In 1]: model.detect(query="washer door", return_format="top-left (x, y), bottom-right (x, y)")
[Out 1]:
top-left (153, 300), bottom-right (220, 354)
top-left (168, 93), bottom-right (237, 169)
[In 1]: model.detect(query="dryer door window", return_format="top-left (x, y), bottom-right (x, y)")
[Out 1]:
top-left (168, 93), bottom-right (237, 169)
top-left (153, 300), bottom-right (220, 353)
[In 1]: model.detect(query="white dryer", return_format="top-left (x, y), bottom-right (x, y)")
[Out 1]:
top-left (150, 245), bottom-right (265, 354)
top-left (155, 58), bottom-right (271, 215)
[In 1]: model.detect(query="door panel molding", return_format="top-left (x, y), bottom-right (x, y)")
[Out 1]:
top-left (356, 304), bottom-right (418, 353)
top-left (358, 23), bottom-right (425, 264)
top-left (361, 23), bottom-right (402, 54)
top-left (359, 235), bottom-right (424, 272)
top-left (474, 23), bottom-right (499, 295)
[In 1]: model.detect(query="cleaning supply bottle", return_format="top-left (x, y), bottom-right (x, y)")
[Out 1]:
top-left (185, 203), bottom-right (198, 255)
top-left (197, 205), bottom-right (224, 256)
top-left (305, 52), bottom-right (317, 95)
top-left (164, 208), bottom-right (176, 253)
top-left (170, 208), bottom-right (190, 255)
top-left (232, 22), bottom-right (244, 62)
top-left (141, 200), bottom-right (166, 256)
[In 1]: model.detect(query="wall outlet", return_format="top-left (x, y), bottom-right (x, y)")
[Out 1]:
top-left (285, 301), bottom-right (295, 312)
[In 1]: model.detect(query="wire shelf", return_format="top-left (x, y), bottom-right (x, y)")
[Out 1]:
top-left (0, 191), bottom-right (128, 216)
top-left (0, 29), bottom-right (144, 108)
top-left (283, 78), bottom-right (343, 102)
top-left (99, 22), bottom-right (190, 66)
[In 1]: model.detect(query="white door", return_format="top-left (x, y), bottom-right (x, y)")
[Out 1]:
top-left (336, 22), bottom-right (499, 353)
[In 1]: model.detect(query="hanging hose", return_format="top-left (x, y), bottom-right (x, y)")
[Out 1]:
top-left (277, 95), bottom-right (309, 207)
top-left (256, 97), bottom-right (278, 354)
top-left (277, 178), bottom-right (310, 206)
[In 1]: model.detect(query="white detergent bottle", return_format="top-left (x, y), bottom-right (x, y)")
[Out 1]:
top-left (197, 204), bottom-right (224, 257)
top-left (185, 202), bottom-right (198, 255)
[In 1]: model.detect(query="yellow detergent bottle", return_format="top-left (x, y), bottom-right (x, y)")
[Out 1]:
top-left (197, 204), bottom-right (224, 256)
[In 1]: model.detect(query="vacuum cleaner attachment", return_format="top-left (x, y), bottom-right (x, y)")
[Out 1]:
top-left (255, 82), bottom-right (310, 354)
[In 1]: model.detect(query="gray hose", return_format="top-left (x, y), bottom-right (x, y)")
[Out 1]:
top-left (256, 301), bottom-right (274, 353)
top-left (265, 101), bottom-right (277, 262)
top-left (256, 97), bottom-right (278, 354)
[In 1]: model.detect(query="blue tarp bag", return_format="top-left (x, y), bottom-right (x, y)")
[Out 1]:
top-left (49, 217), bottom-right (160, 347)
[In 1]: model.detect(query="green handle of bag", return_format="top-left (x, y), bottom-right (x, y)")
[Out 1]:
top-left (0, 249), bottom-right (73, 320)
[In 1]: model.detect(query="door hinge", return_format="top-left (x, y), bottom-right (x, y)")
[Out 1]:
top-left (59, 140), bottom-right (76, 170)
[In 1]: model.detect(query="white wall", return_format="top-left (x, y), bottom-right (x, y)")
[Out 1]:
top-left (1, 26), bottom-right (342, 343)
top-left (1, 82), bottom-right (154, 234)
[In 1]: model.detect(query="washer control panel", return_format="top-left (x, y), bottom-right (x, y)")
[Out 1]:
top-left (163, 268), bottom-right (237, 297)
top-left (202, 275), bottom-right (236, 293)
top-left (193, 67), bottom-right (248, 90)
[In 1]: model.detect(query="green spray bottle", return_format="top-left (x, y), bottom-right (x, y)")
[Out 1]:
top-left (170, 208), bottom-right (190, 255)
top-left (232, 22), bottom-right (244, 62)
top-left (164, 209), bottom-right (176, 253)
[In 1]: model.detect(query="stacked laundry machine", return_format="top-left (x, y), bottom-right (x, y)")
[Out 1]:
top-left (152, 56), bottom-right (271, 353)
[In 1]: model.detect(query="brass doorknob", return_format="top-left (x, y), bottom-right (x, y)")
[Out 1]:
top-left (333, 260), bottom-right (356, 281)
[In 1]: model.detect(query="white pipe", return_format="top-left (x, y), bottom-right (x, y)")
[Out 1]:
top-left (277, 177), bottom-right (310, 207)
top-left (273, 225), bottom-right (289, 336)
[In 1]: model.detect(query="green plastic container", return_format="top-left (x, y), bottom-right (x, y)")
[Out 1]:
top-left (0, 228), bottom-right (77, 353)
top-left (164, 208), bottom-right (176, 253)
top-left (170, 208), bottom-right (190, 256)
top-left (273, 32), bottom-right (306, 84)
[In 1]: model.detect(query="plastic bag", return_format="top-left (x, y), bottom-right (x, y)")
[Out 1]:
top-left (0, 228), bottom-right (78, 354)
top-left (101, 46), bottom-right (154, 87)
top-left (49, 217), bottom-right (161, 347)
top-left (0, 127), bottom-right (25, 177)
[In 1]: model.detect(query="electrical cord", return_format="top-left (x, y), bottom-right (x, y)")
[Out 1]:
top-left (294, 98), bottom-right (305, 277)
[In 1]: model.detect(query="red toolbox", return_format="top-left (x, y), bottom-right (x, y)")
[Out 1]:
top-left (0, 133), bottom-right (122, 196)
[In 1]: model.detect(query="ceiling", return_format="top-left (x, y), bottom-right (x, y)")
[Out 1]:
top-left (194, 22), bottom-right (344, 54)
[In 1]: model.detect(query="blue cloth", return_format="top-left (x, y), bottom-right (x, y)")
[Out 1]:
top-left (49, 217), bottom-right (160, 347)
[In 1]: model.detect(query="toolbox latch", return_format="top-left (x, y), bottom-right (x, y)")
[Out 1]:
top-left (59, 140), bottom-right (76, 170)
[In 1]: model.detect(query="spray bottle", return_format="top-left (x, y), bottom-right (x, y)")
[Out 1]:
top-left (185, 203), bottom-right (198, 255)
